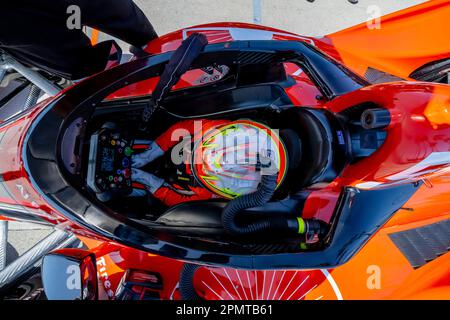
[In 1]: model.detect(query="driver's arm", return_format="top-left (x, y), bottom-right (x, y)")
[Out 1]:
top-left (155, 119), bottom-right (229, 152)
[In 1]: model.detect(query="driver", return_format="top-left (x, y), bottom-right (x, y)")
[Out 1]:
top-left (131, 119), bottom-right (288, 207)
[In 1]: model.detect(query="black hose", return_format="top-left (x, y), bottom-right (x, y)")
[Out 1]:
top-left (179, 263), bottom-right (202, 300)
top-left (222, 174), bottom-right (298, 236)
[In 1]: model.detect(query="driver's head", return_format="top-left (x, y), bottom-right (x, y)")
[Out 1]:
top-left (192, 120), bottom-right (288, 199)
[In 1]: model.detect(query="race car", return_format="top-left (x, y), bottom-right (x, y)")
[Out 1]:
top-left (0, 0), bottom-right (449, 300)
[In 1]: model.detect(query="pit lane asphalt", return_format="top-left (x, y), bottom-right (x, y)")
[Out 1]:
top-left (4, 0), bottom-right (426, 265)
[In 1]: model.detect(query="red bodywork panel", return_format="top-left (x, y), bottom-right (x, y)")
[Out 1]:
top-left (0, 1), bottom-right (449, 300)
top-left (0, 100), bottom-right (67, 225)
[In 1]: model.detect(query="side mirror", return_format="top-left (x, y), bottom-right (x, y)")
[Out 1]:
top-left (42, 248), bottom-right (98, 300)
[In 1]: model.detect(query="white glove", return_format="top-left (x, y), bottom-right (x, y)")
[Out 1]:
top-left (132, 141), bottom-right (164, 168)
top-left (132, 168), bottom-right (164, 194)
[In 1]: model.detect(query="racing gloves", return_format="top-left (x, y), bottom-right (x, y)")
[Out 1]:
top-left (131, 168), bottom-right (164, 194)
top-left (131, 141), bottom-right (164, 168)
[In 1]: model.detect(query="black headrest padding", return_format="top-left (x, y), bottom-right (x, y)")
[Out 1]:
top-left (280, 129), bottom-right (302, 172)
top-left (278, 109), bottom-right (331, 190)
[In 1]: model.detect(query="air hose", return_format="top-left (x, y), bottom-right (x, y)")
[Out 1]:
top-left (222, 174), bottom-right (328, 239)
top-left (222, 174), bottom-right (296, 236)
top-left (179, 263), bottom-right (202, 300)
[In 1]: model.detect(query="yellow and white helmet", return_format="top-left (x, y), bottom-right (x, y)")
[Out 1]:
top-left (192, 120), bottom-right (288, 199)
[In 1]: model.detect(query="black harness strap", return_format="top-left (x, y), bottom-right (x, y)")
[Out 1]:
top-left (141, 33), bottom-right (208, 127)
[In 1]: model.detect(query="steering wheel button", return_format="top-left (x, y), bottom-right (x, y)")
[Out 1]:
top-left (124, 147), bottom-right (133, 156)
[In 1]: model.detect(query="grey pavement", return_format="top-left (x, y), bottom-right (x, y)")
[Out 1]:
top-left (3, 0), bottom-right (426, 262)
top-left (136, 0), bottom-right (426, 37)
top-left (8, 223), bottom-right (52, 257)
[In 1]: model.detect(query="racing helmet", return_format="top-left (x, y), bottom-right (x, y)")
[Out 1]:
top-left (192, 120), bottom-right (288, 199)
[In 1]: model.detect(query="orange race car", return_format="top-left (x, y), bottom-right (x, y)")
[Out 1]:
top-left (0, 0), bottom-right (449, 300)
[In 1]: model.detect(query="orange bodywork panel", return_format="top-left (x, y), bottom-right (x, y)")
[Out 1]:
top-left (319, 0), bottom-right (450, 80)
